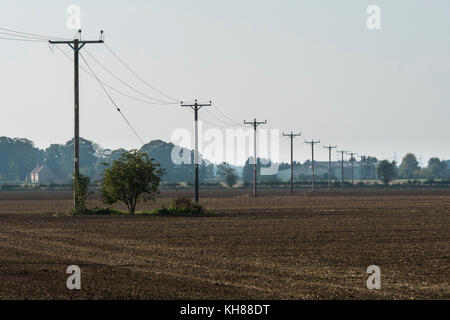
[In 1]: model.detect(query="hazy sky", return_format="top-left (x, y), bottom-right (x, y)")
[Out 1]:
top-left (1, 0), bottom-right (449, 165)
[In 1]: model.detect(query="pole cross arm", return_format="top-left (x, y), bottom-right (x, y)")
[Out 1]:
top-left (181, 100), bottom-right (212, 111)
top-left (244, 119), bottom-right (267, 129)
top-left (283, 132), bottom-right (301, 138)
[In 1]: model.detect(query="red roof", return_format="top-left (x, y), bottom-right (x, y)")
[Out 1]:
top-left (31, 166), bottom-right (44, 175)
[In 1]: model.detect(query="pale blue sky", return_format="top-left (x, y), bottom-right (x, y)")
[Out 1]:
top-left (0, 0), bottom-right (449, 165)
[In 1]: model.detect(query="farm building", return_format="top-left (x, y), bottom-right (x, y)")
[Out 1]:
top-left (30, 166), bottom-right (61, 184)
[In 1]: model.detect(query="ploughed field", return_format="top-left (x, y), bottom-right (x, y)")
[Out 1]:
top-left (0, 189), bottom-right (449, 299)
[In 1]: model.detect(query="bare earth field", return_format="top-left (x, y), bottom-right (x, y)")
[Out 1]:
top-left (0, 188), bottom-right (449, 300)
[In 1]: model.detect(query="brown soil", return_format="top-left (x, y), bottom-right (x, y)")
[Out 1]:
top-left (0, 189), bottom-right (449, 299)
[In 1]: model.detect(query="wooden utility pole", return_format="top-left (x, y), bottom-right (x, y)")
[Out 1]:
top-left (283, 131), bottom-right (301, 194)
top-left (360, 155), bottom-right (365, 183)
top-left (305, 140), bottom-right (320, 191)
top-left (337, 150), bottom-right (348, 186)
top-left (323, 145), bottom-right (337, 191)
top-left (181, 99), bottom-right (212, 203)
top-left (347, 152), bottom-right (358, 185)
top-left (244, 119), bottom-right (267, 197)
top-left (49, 30), bottom-right (103, 209)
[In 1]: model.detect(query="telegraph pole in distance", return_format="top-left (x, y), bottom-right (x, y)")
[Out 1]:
top-left (337, 150), bottom-right (348, 186)
top-left (323, 145), bottom-right (337, 191)
top-left (305, 140), bottom-right (320, 191)
top-left (244, 119), bottom-right (267, 197)
top-left (360, 155), bottom-right (365, 183)
top-left (283, 131), bottom-right (301, 195)
top-left (347, 152), bottom-right (358, 185)
top-left (181, 99), bottom-right (212, 203)
top-left (49, 30), bottom-right (104, 209)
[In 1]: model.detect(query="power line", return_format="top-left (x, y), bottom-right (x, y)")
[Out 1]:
top-left (212, 103), bottom-right (244, 127)
top-left (203, 108), bottom-right (244, 128)
top-left (54, 46), bottom-right (175, 106)
top-left (83, 48), bottom-right (177, 105)
top-left (199, 115), bottom-right (232, 129)
top-left (0, 36), bottom-right (48, 42)
top-left (0, 27), bottom-right (70, 41)
top-left (79, 52), bottom-right (146, 146)
top-left (104, 42), bottom-right (181, 102)
top-left (0, 31), bottom-right (52, 41)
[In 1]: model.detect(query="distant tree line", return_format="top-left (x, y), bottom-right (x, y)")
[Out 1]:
top-left (398, 153), bottom-right (449, 180)
top-left (0, 137), bottom-right (213, 183)
top-left (0, 137), bottom-right (448, 185)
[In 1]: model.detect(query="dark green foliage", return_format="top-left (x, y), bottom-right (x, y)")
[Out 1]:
top-left (140, 140), bottom-right (192, 182)
top-left (218, 163), bottom-right (238, 188)
top-left (216, 162), bottom-right (231, 177)
top-left (423, 158), bottom-right (447, 179)
top-left (242, 157), bottom-right (275, 183)
top-left (152, 197), bottom-right (207, 215)
top-left (45, 138), bottom-right (100, 181)
top-left (224, 172), bottom-right (238, 188)
top-left (70, 207), bottom-right (126, 216)
top-left (72, 173), bottom-right (90, 212)
top-left (399, 153), bottom-right (420, 179)
top-left (377, 160), bottom-right (397, 185)
top-left (0, 137), bottom-right (43, 181)
top-left (2, 135), bottom-right (449, 184)
top-left (101, 150), bottom-right (164, 215)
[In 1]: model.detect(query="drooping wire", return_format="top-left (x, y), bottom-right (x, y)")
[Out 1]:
top-left (0, 36), bottom-right (48, 42)
top-left (198, 116), bottom-right (230, 129)
top-left (0, 27), bottom-right (70, 41)
top-left (0, 30), bottom-right (51, 41)
top-left (83, 48), bottom-right (177, 105)
top-left (203, 108), bottom-right (244, 128)
top-left (104, 42), bottom-right (182, 102)
top-left (211, 103), bottom-right (243, 126)
top-left (79, 52), bottom-right (146, 146)
top-left (54, 46), bottom-right (175, 106)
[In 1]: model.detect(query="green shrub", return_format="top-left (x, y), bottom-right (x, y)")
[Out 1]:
top-left (101, 150), bottom-right (164, 215)
top-left (152, 197), bottom-right (207, 215)
top-left (72, 173), bottom-right (90, 212)
top-left (70, 207), bottom-right (126, 216)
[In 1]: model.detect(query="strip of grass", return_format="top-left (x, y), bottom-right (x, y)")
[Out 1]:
top-left (70, 207), bottom-right (127, 216)
top-left (70, 198), bottom-right (210, 216)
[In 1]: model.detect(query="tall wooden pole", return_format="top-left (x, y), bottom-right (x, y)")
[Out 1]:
top-left (181, 100), bottom-right (212, 203)
top-left (283, 132), bottom-right (301, 195)
top-left (305, 140), bottom-right (320, 191)
top-left (323, 145), bottom-right (337, 191)
top-left (337, 150), bottom-right (348, 187)
top-left (50, 30), bottom-right (104, 209)
top-left (244, 119), bottom-right (267, 197)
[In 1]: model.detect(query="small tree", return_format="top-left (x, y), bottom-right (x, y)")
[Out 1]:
top-left (101, 150), bottom-right (164, 215)
top-left (425, 157), bottom-right (447, 179)
top-left (224, 171), bottom-right (238, 188)
top-left (377, 160), bottom-right (396, 185)
top-left (399, 153), bottom-right (419, 179)
top-left (216, 162), bottom-right (231, 177)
